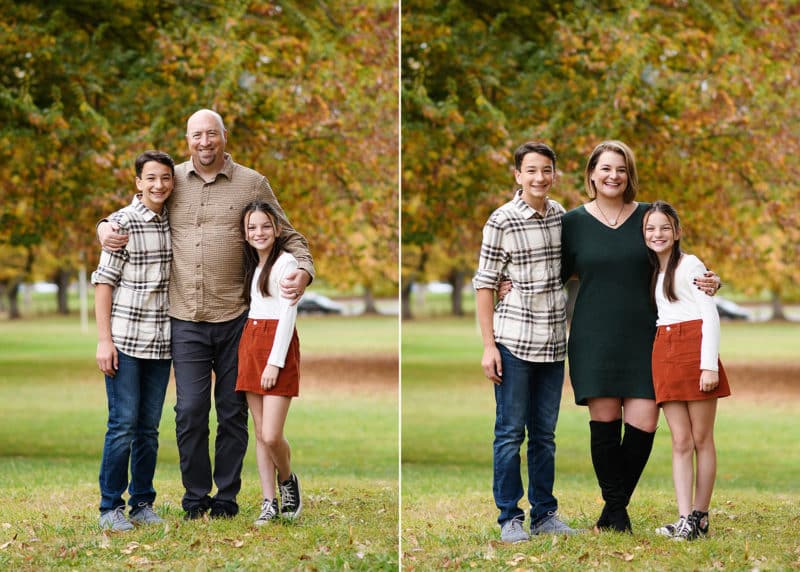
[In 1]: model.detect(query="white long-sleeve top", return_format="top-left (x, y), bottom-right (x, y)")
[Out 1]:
top-left (655, 254), bottom-right (720, 371)
top-left (248, 251), bottom-right (299, 368)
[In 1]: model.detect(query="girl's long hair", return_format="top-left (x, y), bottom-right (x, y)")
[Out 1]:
top-left (240, 201), bottom-right (288, 303)
top-left (643, 200), bottom-right (683, 305)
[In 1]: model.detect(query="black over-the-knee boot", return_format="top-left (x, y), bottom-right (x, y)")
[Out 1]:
top-left (620, 422), bottom-right (656, 505)
top-left (590, 419), bottom-right (631, 532)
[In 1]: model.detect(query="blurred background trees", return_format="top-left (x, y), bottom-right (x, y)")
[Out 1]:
top-left (402, 0), bottom-right (800, 318)
top-left (0, 0), bottom-right (398, 317)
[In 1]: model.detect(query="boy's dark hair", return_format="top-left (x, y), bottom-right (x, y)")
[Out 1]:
top-left (643, 200), bottom-right (683, 305)
top-left (513, 142), bottom-right (557, 171)
top-left (240, 200), bottom-right (288, 303)
top-left (135, 150), bottom-right (175, 178)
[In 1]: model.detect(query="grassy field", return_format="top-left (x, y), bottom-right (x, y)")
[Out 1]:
top-left (0, 314), bottom-right (398, 570)
top-left (402, 317), bottom-right (800, 571)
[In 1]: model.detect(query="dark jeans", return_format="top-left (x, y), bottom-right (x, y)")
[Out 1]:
top-left (493, 344), bottom-right (564, 525)
top-left (171, 312), bottom-right (249, 510)
top-left (99, 351), bottom-right (171, 512)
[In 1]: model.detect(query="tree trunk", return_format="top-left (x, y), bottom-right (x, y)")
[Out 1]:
top-left (401, 280), bottom-right (414, 320)
top-left (7, 282), bottom-right (21, 319)
top-left (770, 290), bottom-right (787, 321)
top-left (54, 268), bottom-right (71, 315)
top-left (362, 285), bottom-right (379, 315)
top-left (449, 268), bottom-right (465, 316)
top-left (402, 249), bottom-right (429, 320)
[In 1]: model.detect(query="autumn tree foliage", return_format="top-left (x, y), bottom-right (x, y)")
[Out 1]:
top-left (0, 0), bottom-right (398, 316)
top-left (402, 0), bottom-right (800, 318)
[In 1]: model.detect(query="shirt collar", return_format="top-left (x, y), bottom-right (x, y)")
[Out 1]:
top-left (132, 194), bottom-right (168, 221)
top-left (512, 189), bottom-right (552, 219)
top-left (187, 153), bottom-right (234, 181)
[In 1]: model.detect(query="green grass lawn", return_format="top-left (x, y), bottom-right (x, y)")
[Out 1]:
top-left (0, 314), bottom-right (398, 570)
top-left (402, 317), bottom-right (800, 571)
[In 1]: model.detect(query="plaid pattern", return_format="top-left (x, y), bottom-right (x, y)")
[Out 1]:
top-left (472, 192), bottom-right (567, 362)
top-left (168, 154), bottom-right (314, 323)
top-left (91, 195), bottom-right (171, 360)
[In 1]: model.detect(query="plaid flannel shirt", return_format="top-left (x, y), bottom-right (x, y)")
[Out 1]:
top-left (472, 192), bottom-right (567, 362)
top-left (91, 195), bottom-right (171, 360)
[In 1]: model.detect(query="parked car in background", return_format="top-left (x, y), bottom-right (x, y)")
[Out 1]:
top-left (715, 296), bottom-right (750, 320)
top-left (297, 292), bottom-right (344, 315)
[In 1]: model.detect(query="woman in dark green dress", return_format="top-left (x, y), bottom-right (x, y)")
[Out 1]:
top-left (561, 141), bottom-right (719, 533)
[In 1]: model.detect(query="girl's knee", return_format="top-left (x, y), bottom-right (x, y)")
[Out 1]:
top-left (692, 433), bottom-right (715, 451)
top-left (671, 434), bottom-right (695, 455)
top-left (261, 432), bottom-right (285, 450)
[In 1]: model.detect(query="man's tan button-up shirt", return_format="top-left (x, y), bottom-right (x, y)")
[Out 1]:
top-left (168, 154), bottom-right (314, 323)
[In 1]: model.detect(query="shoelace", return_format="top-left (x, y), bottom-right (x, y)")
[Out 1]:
top-left (674, 517), bottom-right (694, 538)
top-left (280, 481), bottom-right (297, 506)
top-left (259, 500), bottom-right (277, 519)
top-left (136, 503), bottom-right (156, 516)
top-left (110, 507), bottom-right (128, 523)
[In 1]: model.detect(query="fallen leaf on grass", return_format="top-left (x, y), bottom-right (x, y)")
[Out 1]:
top-left (612, 551), bottom-right (635, 562)
top-left (505, 553), bottom-right (528, 565)
top-left (1, 540), bottom-right (14, 550)
top-left (128, 555), bottom-right (152, 565)
top-left (98, 533), bottom-right (111, 549)
top-left (440, 556), bottom-right (463, 568)
top-left (120, 541), bottom-right (140, 554)
top-left (1, 523), bottom-right (11, 529)
top-left (483, 541), bottom-right (497, 561)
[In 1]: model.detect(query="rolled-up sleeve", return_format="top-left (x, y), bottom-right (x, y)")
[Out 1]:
top-left (91, 214), bottom-right (128, 287)
top-left (473, 214), bottom-right (507, 290)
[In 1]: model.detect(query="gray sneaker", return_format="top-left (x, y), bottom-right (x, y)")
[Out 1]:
top-left (500, 516), bottom-right (530, 543)
top-left (99, 506), bottom-right (134, 532)
top-left (129, 502), bottom-right (164, 525)
top-left (531, 512), bottom-right (580, 535)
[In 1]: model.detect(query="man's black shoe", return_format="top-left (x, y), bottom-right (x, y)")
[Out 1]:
top-left (209, 498), bottom-right (239, 519)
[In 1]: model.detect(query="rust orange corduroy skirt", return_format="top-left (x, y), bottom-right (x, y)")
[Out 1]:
top-left (235, 318), bottom-right (300, 397)
top-left (652, 319), bottom-right (730, 405)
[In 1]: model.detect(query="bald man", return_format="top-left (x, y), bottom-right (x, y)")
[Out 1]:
top-left (99, 109), bottom-right (314, 519)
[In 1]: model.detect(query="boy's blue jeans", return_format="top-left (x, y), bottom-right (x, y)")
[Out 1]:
top-left (493, 344), bottom-right (564, 526)
top-left (99, 351), bottom-right (171, 512)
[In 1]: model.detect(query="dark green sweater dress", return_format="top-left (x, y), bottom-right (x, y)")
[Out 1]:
top-left (561, 203), bottom-right (657, 406)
